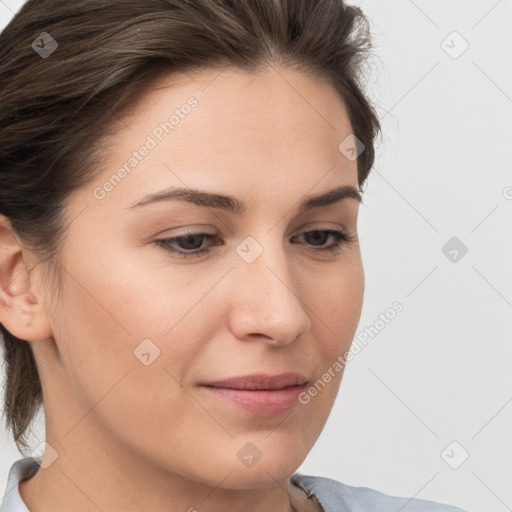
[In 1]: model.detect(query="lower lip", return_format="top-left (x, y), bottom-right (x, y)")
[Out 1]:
top-left (200, 385), bottom-right (305, 416)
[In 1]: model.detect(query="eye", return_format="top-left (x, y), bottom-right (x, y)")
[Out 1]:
top-left (154, 229), bottom-right (355, 259)
top-left (290, 229), bottom-right (354, 255)
top-left (154, 232), bottom-right (218, 259)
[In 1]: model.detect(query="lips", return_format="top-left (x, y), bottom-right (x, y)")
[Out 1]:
top-left (199, 372), bottom-right (309, 416)
top-left (200, 372), bottom-right (308, 391)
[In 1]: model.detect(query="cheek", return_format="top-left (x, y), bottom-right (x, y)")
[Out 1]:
top-left (52, 240), bottom-right (222, 398)
top-left (50, 266), bottom-right (209, 454)
top-left (309, 258), bottom-right (364, 342)
top-left (51, 275), bottom-right (136, 410)
top-left (303, 258), bottom-right (364, 406)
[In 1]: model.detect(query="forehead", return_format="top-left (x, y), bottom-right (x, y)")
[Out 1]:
top-left (74, 64), bottom-right (358, 216)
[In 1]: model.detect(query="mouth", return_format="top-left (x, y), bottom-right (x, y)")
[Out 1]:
top-left (200, 372), bottom-right (308, 390)
top-left (199, 373), bottom-right (308, 416)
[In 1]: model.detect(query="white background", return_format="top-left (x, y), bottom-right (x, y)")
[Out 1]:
top-left (1, 1), bottom-right (511, 511)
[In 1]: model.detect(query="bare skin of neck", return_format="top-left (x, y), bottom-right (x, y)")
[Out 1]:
top-left (18, 470), bottom-right (323, 512)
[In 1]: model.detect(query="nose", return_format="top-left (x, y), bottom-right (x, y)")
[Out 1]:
top-left (228, 238), bottom-right (312, 346)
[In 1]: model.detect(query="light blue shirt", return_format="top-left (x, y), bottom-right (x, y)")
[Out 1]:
top-left (1, 456), bottom-right (468, 512)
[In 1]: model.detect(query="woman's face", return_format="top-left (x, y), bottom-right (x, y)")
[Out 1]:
top-left (33, 64), bottom-right (364, 489)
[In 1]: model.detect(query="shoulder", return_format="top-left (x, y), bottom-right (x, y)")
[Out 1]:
top-left (290, 472), bottom-right (469, 512)
top-left (1, 456), bottom-right (40, 512)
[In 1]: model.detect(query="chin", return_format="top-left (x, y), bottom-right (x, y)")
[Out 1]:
top-left (217, 451), bottom-right (305, 490)
top-left (218, 465), bottom-right (298, 490)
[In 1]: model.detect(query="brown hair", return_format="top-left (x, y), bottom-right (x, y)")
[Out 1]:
top-left (0, 0), bottom-right (381, 453)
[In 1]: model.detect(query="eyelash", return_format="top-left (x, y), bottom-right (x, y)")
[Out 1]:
top-left (154, 229), bottom-right (355, 259)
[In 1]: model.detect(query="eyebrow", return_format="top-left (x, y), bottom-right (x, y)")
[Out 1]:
top-left (126, 184), bottom-right (361, 214)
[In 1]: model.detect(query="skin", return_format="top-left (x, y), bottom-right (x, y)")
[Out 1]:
top-left (0, 64), bottom-right (364, 512)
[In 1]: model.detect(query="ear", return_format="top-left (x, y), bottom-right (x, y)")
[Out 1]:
top-left (0, 215), bottom-right (53, 342)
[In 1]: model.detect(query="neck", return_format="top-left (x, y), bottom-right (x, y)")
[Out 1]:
top-left (19, 439), bottom-right (301, 512)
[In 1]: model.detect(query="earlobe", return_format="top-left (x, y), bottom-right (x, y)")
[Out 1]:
top-left (0, 215), bottom-right (54, 342)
